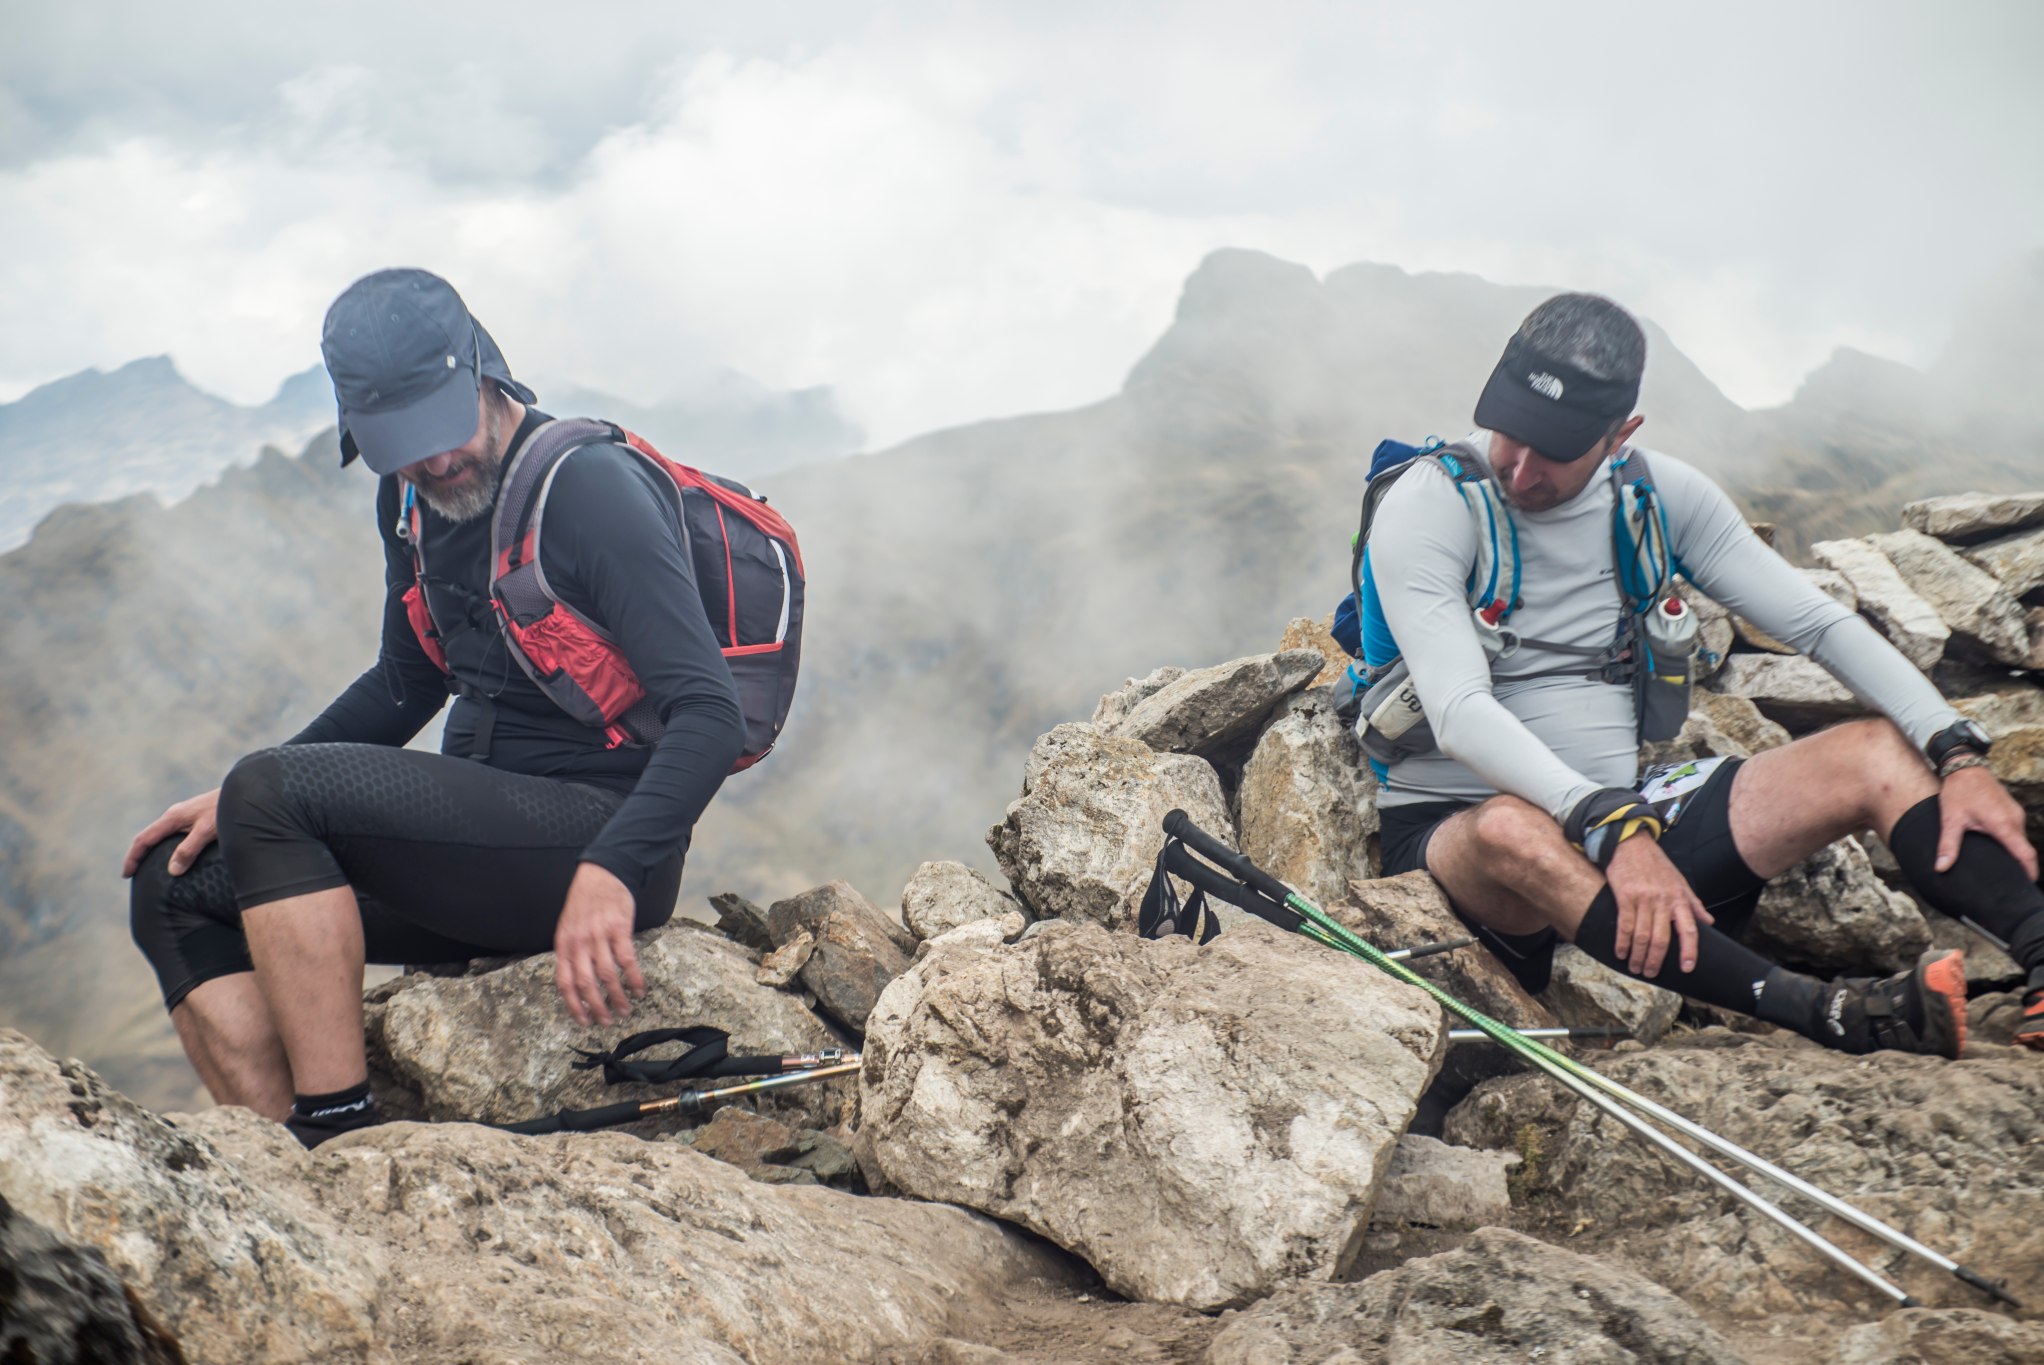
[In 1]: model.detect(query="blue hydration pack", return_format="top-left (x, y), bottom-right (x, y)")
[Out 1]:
top-left (1333, 438), bottom-right (1690, 782)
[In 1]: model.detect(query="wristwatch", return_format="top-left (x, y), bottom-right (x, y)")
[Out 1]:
top-left (1926, 718), bottom-right (1992, 775)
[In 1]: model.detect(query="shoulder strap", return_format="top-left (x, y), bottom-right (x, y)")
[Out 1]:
top-left (1606, 445), bottom-right (1676, 608)
top-left (1428, 442), bottom-right (1521, 624)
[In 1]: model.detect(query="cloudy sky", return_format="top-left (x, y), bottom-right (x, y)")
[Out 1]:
top-left (5, 0), bottom-right (2039, 446)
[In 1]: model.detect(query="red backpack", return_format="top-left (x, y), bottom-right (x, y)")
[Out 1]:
top-left (399, 417), bottom-right (804, 771)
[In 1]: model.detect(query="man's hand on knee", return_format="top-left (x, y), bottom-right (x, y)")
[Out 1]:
top-left (1605, 837), bottom-right (1714, 977)
top-left (123, 788), bottom-right (221, 878)
top-left (1936, 766), bottom-right (2038, 879)
top-left (554, 862), bottom-right (647, 1028)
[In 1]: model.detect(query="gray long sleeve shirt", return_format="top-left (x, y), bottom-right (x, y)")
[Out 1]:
top-left (1371, 431), bottom-right (1960, 817)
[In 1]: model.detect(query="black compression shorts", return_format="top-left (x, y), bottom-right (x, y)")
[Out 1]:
top-left (129, 743), bottom-right (683, 1010)
top-left (1377, 756), bottom-right (1766, 992)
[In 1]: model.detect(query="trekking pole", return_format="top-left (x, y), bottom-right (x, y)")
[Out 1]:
top-left (1387, 937), bottom-right (1477, 961)
top-left (1160, 811), bottom-right (2021, 1309)
top-left (1448, 1027), bottom-right (1629, 1042)
top-left (492, 1059), bottom-right (861, 1137)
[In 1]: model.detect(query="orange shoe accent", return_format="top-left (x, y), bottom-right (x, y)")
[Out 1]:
top-left (1921, 949), bottom-right (1969, 1060)
top-left (2015, 994), bottom-right (2044, 1052)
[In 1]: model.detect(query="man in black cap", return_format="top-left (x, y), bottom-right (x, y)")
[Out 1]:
top-left (126, 268), bottom-right (747, 1144)
top-left (1368, 292), bottom-right (2044, 1057)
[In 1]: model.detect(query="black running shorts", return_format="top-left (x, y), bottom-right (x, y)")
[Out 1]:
top-left (1377, 756), bottom-right (1766, 992)
top-left (129, 743), bottom-right (683, 1010)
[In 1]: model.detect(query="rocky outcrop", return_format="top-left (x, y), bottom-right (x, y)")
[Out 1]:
top-left (1902, 490), bottom-right (2044, 544)
top-left (987, 722), bottom-right (1233, 929)
top-left (0, 1193), bottom-right (184, 1365)
top-left (1541, 946), bottom-right (1682, 1046)
top-left (1826, 1308), bottom-right (2044, 1365)
top-left (1709, 654), bottom-right (1866, 731)
top-left (1236, 688), bottom-right (1379, 909)
top-left (1869, 528), bottom-right (2030, 665)
top-left (1812, 535), bottom-right (1951, 669)
top-left (1091, 666), bottom-right (1187, 730)
top-left (0, 1031), bottom-right (1080, 1365)
top-left (899, 860), bottom-right (1025, 942)
top-left (1275, 613), bottom-right (1349, 687)
top-left (1369, 1134), bottom-right (1517, 1229)
top-left (1747, 837), bottom-right (1932, 976)
top-left (1334, 873), bottom-right (1556, 1033)
top-left (368, 921), bottom-right (849, 1129)
top-left (1445, 1034), bottom-right (2044, 1326)
top-left (1963, 523), bottom-right (2044, 599)
top-left (856, 918), bottom-right (1446, 1310)
top-left (1205, 1228), bottom-right (1746, 1365)
top-left (1104, 649), bottom-right (1324, 755)
top-left (766, 880), bottom-right (915, 1031)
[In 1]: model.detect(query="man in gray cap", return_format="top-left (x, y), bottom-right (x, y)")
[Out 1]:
top-left (1363, 291), bottom-right (2044, 1059)
top-left (126, 268), bottom-right (748, 1145)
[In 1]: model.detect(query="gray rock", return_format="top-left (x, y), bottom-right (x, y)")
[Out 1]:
top-left (1335, 872), bottom-right (1557, 1033)
top-left (1369, 1134), bottom-right (1518, 1229)
top-left (1901, 490), bottom-right (2044, 545)
top-left (1091, 666), bottom-right (1188, 730)
top-left (1922, 908), bottom-right (2024, 988)
top-left (1870, 528), bottom-right (2030, 665)
top-left (989, 722), bottom-right (1235, 930)
top-left (1709, 655), bottom-right (1867, 732)
top-left (1276, 613), bottom-right (1351, 688)
top-left (1236, 689), bottom-right (1380, 911)
top-left (1825, 1308), bottom-right (2044, 1365)
top-left (767, 881), bottom-right (915, 1032)
top-left (1949, 678), bottom-right (2044, 735)
top-left (1205, 1227), bottom-right (1746, 1365)
top-left (1747, 837), bottom-right (1931, 976)
top-left (0, 1194), bottom-right (184, 1365)
top-left (1, 1030), bottom-right (1080, 1365)
top-left (1540, 945), bottom-right (1682, 1047)
top-left (856, 919), bottom-right (1446, 1310)
top-left (706, 890), bottom-right (775, 953)
top-left (1811, 536), bottom-right (1950, 670)
top-left (1962, 523), bottom-right (2044, 599)
top-left (1444, 1034), bottom-right (2044, 1321)
top-left (755, 929), bottom-right (814, 987)
top-left (369, 921), bottom-right (848, 1129)
top-left (900, 860), bottom-right (1025, 942)
top-left (1107, 650), bottom-right (1325, 754)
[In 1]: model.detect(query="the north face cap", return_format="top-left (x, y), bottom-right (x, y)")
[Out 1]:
top-left (321, 268), bottom-right (535, 476)
top-left (1473, 332), bottom-right (1641, 463)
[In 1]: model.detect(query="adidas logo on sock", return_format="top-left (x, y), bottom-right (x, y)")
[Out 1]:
top-left (1827, 990), bottom-right (1847, 1037)
top-left (300, 1095), bottom-right (372, 1121)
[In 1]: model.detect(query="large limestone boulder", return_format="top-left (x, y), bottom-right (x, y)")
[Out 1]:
top-left (899, 860), bottom-right (1026, 942)
top-left (1445, 1034), bottom-right (2044, 1326)
top-left (766, 880), bottom-right (915, 1031)
top-left (1105, 649), bottom-right (1324, 755)
top-left (368, 921), bottom-right (849, 1129)
top-left (1710, 655), bottom-right (1866, 732)
top-left (1963, 523), bottom-right (2044, 599)
top-left (856, 918), bottom-right (1447, 1310)
top-left (1369, 1134), bottom-right (1517, 1230)
top-left (1091, 665), bottom-right (1187, 730)
top-left (988, 722), bottom-right (1234, 929)
top-left (1870, 528), bottom-right (2030, 665)
top-left (1204, 1228), bottom-right (1746, 1365)
top-left (0, 1032), bottom-right (1080, 1365)
top-left (1902, 491), bottom-right (2044, 545)
top-left (1276, 612), bottom-right (1350, 687)
top-left (0, 1195), bottom-right (185, 1365)
top-left (1236, 688), bottom-right (1379, 910)
top-left (1746, 837), bottom-right (1932, 976)
top-left (1811, 536), bottom-right (1950, 670)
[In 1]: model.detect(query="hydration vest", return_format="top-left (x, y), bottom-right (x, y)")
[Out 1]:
top-left (400, 418), bottom-right (804, 772)
top-left (1331, 438), bottom-right (1693, 780)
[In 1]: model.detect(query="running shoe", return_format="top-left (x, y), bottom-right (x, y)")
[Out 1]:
top-left (1818, 949), bottom-right (1969, 1059)
top-left (2016, 967), bottom-right (2044, 1053)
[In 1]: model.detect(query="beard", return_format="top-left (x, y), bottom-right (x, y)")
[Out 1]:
top-left (411, 400), bottom-right (507, 523)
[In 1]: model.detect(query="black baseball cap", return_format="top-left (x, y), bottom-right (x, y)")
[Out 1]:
top-left (1473, 332), bottom-right (1640, 462)
top-left (321, 268), bottom-right (536, 476)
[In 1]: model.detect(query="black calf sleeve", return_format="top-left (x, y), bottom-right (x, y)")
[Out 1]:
top-left (1573, 885), bottom-right (1813, 1027)
top-left (1887, 795), bottom-right (2044, 973)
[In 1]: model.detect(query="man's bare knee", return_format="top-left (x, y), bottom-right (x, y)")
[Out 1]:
top-left (1814, 716), bottom-right (1934, 824)
top-left (1467, 796), bottom-right (1573, 877)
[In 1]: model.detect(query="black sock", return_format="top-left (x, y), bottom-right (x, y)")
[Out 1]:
top-left (285, 1079), bottom-right (378, 1149)
top-left (1887, 795), bottom-right (2044, 973)
top-left (1573, 885), bottom-right (1820, 1032)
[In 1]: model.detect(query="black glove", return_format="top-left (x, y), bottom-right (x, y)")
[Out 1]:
top-left (1564, 787), bottom-right (1666, 869)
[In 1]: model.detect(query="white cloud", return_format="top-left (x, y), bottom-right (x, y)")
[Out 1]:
top-left (2, 2), bottom-right (2039, 439)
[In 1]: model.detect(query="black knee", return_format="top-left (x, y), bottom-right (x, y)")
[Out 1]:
top-left (128, 838), bottom-right (182, 952)
top-left (128, 838), bottom-right (251, 1010)
top-left (218, 747), bottom-right (293, 841)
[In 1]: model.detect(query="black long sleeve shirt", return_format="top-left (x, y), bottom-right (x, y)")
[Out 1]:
top-left (290, 408), bottom-right (746, 891)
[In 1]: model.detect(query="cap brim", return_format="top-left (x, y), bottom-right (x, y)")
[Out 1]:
top-left (341, 368), bottom-right (482, 476)
top-left (1473, 366), bottom-right (1612, 463)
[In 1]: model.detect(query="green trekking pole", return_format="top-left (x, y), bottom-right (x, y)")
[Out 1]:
top-left (1160, 810), bottom-right (2021, 1310)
